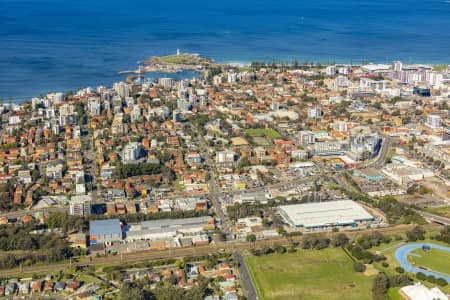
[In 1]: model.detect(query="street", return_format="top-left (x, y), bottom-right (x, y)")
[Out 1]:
top-left (234, 251), bottom-right (258, 300)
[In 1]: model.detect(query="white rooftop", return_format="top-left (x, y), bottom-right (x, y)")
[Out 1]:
top-left (401, 283), bottom-right (447, 300)
top-left (278, 200), bottom-right (374, 228)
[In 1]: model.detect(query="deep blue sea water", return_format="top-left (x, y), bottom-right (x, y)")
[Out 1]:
top-left (1, 0), bottom-right (450, 102)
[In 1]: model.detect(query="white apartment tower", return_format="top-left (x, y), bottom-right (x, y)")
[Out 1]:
top-left (392, 61), bottom-right (403, 72)
top-left (114, 82), bottom-right (130, 99)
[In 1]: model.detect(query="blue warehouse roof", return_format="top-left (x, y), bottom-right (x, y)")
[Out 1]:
top-left (90, 219), bottom-right (122, 236)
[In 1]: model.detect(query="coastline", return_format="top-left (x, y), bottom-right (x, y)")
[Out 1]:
top-left (2, 57), bottom-right (449, 104)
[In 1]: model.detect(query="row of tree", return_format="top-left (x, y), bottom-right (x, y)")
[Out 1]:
top-left (0, 246), bottom-right (85, 270)
top-left (416, 272), bottom-right (448, 287)
top-left (435, 226), bottom-right (450, 244)
top-left (226, 196), bottom-right (314, 221)
top-left (91, 209), bottom-right (209, 224)
top-left (0, 223), bottom-right (68, 252)
top-left (347, 244), bottom-right (386, 264)
top-left (120, 277), bottom-right (217, 300)
top-left (350, 193), bottom-right (425, 225)
top-left (45, 211), bottom-right (86, 234)
top-left (355, 231), bottom-right (393, 249)
top-left (372, 273), bottom-right (412, 300)
top-left (115, 163), bottom-right (162, 179)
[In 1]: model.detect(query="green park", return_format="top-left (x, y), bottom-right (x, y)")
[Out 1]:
top-left (245, 247), bottom-right (372, 300)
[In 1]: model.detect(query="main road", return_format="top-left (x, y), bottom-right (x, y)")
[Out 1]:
top-left (234, 251), bottom-right (258, 300)
top-left (363, 135), bottom-right (394, 169)
top-left (196, 133), bottom-right (233, 239)
top-left (416, 210), bottom-right (450, 226)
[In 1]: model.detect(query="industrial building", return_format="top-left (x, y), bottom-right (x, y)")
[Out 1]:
top-left (89, 219), bottom-right (122, 244)
top-left (123, 216), bottom-right (215, 242)
top-left (381, 164), bottom-right (434, 185)
top-left (233, 190), bottom-right (268, 204)
top-left (278, 200), bottom-right (374, 230)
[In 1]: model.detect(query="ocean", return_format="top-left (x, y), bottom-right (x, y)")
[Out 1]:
top-left (1, 0), bottom-right (449, 102)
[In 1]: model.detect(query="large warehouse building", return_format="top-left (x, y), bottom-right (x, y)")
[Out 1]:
top-left (124, 216), bottom-right (215, 242)
top-left (278, 200), bottom-right (374, 230)
top-left (89, 219), bottom-right (123, 244)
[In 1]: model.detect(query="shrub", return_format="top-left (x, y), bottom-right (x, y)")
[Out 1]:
top-left (353, 262), bottom-right (366, 273)
top-left (436, 278), bottom-right (448, 287)
top-left (382, 262), bottom-right (389, 268)
top-left (287, 247), bottom-right (296, 253)
top-left (416, 272), bottom-right (426, 281)
top-left (374, 255), bottom-right (387, 262)
top-left (274, 245), bottom-right (286, 254)
top-left (395, 267), bottom-right (404, 273)
top-left (426, 275), bottom-right (436, 284)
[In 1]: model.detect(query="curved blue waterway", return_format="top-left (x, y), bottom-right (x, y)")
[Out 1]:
top-left (394, 243), bottom-right (450, 282)
top-left (1, 0), bottom-right (450, 100)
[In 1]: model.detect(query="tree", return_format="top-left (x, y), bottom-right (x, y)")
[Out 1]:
top-left (274, 245), bottom-right (286, 254)
top-left (277, 228), bottom-right (287, 237)
top-left (406, 226), bottom-right (425, 241)
top-left (174, 260), bottom-right (185, 270)
top-left (238, 157), bottom-right (250, 168)
top-left (332, 233), bottom-right (349, 247)
top-left (246, 234), bottom-right (256, 243)
top-left (128, 187), bottom-right (138, 199)
top-left (372, 273), bottom-right (389, 299)
top-left (389, 274), bottom-right (411, 287)
top-left (435, 226), bottom-right (450, 244)
top-left (31, 168), bottom-right (40, 182)
top-left (353, 262), bottom-right (366, 272)
top-left (436, 278), bottom-right (448, 287)
top-left (154, 282), bottom-right (185, 300)
top-left (426, 275), bottom-right (436, 284)
top-left (204, 255), bottom-right (218, 269)
top-left (416, 272), bottom-right (426, 281)
top-left (119, 282), bottom-right (147, 300)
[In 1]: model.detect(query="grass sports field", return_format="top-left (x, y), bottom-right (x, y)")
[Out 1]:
top-left (408, 247), bottom-right (450, 276)
top-left (245, 248), bottom-right (373, 300)
top-left (245, 128), bottom-right (282, 139)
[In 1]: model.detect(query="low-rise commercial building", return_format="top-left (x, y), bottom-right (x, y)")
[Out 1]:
top-left (278, 200), bottom-right (374, 230)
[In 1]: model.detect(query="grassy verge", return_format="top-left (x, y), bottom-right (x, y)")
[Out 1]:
top-left (386, 288), bottom-right (403, 300)
top-left (433, 65), bottom-right (448, 72)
